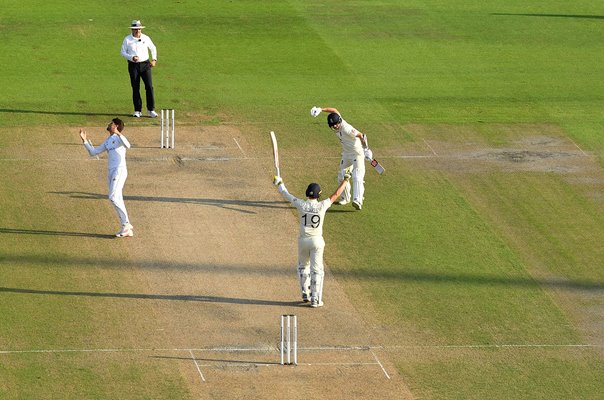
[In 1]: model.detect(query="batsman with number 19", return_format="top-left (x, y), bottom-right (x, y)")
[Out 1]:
top-left (273, 173), bottom-right (350, 308)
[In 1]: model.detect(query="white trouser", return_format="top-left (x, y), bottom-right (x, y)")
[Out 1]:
top-left (107, 167), bottom-right (130, 226)
top-left (337, 154), bottom-right (365, 204)
top-left (297, 236), bottom-right (325, 303)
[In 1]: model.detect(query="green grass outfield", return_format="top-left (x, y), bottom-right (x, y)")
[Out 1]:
top-left (1, 1), bottom-right (603, 399)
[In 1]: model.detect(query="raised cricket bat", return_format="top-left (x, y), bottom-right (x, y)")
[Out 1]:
top-left (270, 131), bottom-right (280, 177)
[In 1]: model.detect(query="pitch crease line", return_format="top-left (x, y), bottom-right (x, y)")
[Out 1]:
top-left (1, 343), bottom-right (599, 355)
top-left (370, 349), bottom-right (391, 380)
top-left (568, 138), bottom-right (588, 156)
top-left (0, 348), bottom-right (154, 354)
top-left (422, 139), bottom-right (438, 156)
top-left (301, 362), bottom-right (381, 367)
top-left (386, 344), bottom-right (602, 349)
top-left (233, 137), bottom-right (245, 155)
top-left (197, 362), bottom-right (381, 368)
top-left (189, 350), bottom-right (206, 383)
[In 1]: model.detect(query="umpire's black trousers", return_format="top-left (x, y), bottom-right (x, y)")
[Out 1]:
top-left (128, 61), bottom-right (155, 112)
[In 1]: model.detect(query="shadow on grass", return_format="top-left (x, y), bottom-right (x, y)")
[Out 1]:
top-left (0, 108), bottom-right (131, 117)
top-left (334, 269), bottom-right (604, 292)
top-left (49, 191), bottom-right (288, 214)
top-left (491, 13), bottom-right (604, 20)
top-left (0, 254), bottom-right (288, 276)
top-left (0, 227), bottom-right (114, 239)
top-left (1, 252), bottom-right (601, 293)
top-left (0, 286), bottom-right (302, 307)
top-left (150, 354), bottom-right (282, 365)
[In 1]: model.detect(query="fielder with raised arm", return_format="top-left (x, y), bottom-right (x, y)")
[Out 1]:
top-left (79, 118), bottom-right (134, 238)
top-left (310, 106), bottom-right (373, 210)
top-left (273, 173), bottom-right (350, 307)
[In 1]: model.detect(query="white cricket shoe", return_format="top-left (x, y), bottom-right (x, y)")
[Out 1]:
top-left (132, 111), bottom-right (142, 118)
top-left (310, 298), bottom-right (324, 308)
top-left (336, 199), bottom-right (349, 206)
top-left (116, 224), bottom-right (134, 238)
top-left (302, 293), bottom-right (310, 303)
top-left (352, 200), bottom-right (362, 210)
top-left (148, 110), bottom-right (158, 118)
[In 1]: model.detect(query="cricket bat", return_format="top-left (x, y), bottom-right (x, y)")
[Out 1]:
top-left (270, 131), bottom-right (280, 177)
top-left (370, 158), bottom-right (385, 174)
top-left (362, 133), bottom-right (384, 174)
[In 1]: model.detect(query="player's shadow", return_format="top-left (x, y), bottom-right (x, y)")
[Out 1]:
top-left (0, 286), bottom-right (302, 307)
top-left (150, 355), bottom-right (282, 366)
top-left (0, 108), bottom-right (131, 117)
top-left (2, 252), bottom-right (291, 277)
top-left (0, 227), bottom-right (115, 239)
top-left (49, 191), bottom-right (289, 214)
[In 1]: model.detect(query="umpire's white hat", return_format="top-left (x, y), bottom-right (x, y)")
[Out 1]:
top-left (129, 20), bottom-right (145, 29)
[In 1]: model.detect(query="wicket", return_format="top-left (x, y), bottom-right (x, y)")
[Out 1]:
top-left (280, 314), bottom-right (297, 365)
top-left (160, 109), bottom-right (175, 148)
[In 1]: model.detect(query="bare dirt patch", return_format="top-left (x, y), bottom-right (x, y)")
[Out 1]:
top-left (399, 123), bottom-right (604, 194)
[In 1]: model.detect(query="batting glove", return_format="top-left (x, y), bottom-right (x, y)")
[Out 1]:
top-left (364, 148), bottom-right (373, 161)
top-left (273, 176), bottom-right (283, 186)
top-left (310, 106), bottom-right (321, 117)
top-left (343, 166), bottom-right (353, 181)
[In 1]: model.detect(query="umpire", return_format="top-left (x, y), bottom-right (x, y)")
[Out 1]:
top-left (120, 20), bottom-right (158, 118)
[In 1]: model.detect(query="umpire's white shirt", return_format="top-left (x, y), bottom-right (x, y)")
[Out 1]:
top-left (120, 33), bottom-right (157, 62)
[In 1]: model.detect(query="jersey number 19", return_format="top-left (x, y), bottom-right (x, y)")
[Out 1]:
top-left (302, 213), bottom-right (321, 228)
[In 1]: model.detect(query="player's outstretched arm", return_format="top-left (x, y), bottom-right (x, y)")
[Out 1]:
top-left (321, 107), bottom-right (340, 115)
top-left (274, 176), bottom-right (299, 206)
top-left (273, 175), bottom-right (287, 194)
top-left (80, 129), bottom-right (106, 157)
top-left (329, 172), bottom-right (351, 202)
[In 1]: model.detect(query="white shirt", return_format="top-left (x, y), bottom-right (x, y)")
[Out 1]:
top-left (120, 33), bottom-right (157, 62)
top-left (279, 185), bottom-right (333, 238)
top-left (84, 134), bottom-right (131, 170)
top-left (335, 118), bottom-right (363, 156)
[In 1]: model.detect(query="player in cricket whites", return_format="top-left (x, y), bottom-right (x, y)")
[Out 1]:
top-left (79, 118), bottom-right (134, 238)
top-left (310, 106), bottom-right (373, 210)
top-left (273, 172), bottom-right (350, 307)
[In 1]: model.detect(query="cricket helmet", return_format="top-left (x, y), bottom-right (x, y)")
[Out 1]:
top-left (306, 183), bottom-right (322, 199)
top-left (327, 112), bottom-right (342, 128)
